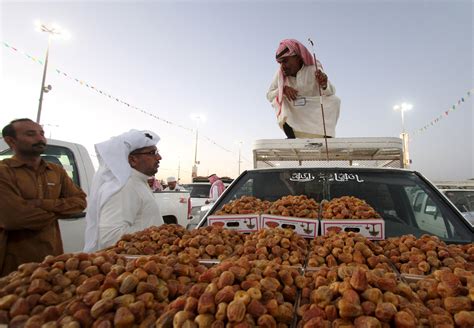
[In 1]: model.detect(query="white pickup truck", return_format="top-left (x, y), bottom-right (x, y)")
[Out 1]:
top-left (0, 138), bottom-right (192, 253)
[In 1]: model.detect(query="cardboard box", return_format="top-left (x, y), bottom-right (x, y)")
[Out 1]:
top-left (260, 214), bottom-right (319, 238)
top-left (320, 219), bottom-right (385, 240)
top-left (207, 214), bottom-right (260, 233)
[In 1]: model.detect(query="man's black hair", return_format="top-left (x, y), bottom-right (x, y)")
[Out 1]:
top-left (1, 118), bottom-right (34, 138)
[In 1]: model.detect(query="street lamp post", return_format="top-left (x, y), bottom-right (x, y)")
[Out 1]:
top-left (236, 141), bottom-right (243, 176)
top-left (393, 103), bottom-right (413, 168)
top-left (35, 21), bottom-right (69, 124)
top-left (192, 127), bottom-right (199, 178)
top-left (177, 157), bottom-right (181, 182)
top-left (37, 33), bottom-right (51, 124)
top-left (190, 114), bottom-right (205, 179)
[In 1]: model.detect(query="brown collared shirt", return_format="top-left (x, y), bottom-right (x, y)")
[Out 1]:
top-left (0, 156), bottom-right (87, 276)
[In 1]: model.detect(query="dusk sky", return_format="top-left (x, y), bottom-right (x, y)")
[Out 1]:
top-left (1, 0), bottom-right (472, 183)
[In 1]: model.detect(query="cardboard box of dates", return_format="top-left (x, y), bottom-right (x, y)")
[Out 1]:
top-left (215, 194), bottom-right (322, 238)
top-left (260, 215), bottom-right (319, 239)
top-left (207, 214), bottom-right (260, 233)
top-left (210, 195), bottom-right (321, 238)
top-left (207, 196), bottom-right (269, 233)
top-left (320, 196), bottom-right (385, 240)
top-left (261, 195), bottom-right (320, 238)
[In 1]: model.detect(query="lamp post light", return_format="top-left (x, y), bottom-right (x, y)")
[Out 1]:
top-left (393, 102), bottom-right (413, 134)
top-left (35, 21), bottom-right (70, 124)
top-left (190, 114), bottom-right (205, 179)
top-left (393, 102), bottom-right (413, 168)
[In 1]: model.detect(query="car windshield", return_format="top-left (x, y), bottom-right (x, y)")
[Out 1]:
top-left (205, 168), bottom-right (472, 243)
top-left (182, 184), bottom-right (211, 198)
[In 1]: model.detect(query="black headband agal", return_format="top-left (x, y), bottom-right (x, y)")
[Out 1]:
top-left (276, 47), bottom-right (289, 59)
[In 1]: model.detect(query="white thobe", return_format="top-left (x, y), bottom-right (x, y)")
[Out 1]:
top-left (98, 169), bottom-right (163, 249)
top-left (209, 185), bottom-right (220, 202)
top-left (267, 65), bottom-right (341, 137)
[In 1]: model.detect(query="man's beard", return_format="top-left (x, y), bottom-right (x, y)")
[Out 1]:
top-left (21, 142), bottom-right (46, 156)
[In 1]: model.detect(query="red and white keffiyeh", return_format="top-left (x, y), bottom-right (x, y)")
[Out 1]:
top-left (275, 39), bottom-right (323, 116)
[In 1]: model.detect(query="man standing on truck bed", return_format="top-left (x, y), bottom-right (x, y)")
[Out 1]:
top-left (266, 39), bottom-right (341, 139)
top-left (0, 118), bottom-right (87, 276)
top-left (83, 129), bottom-right (164, 252)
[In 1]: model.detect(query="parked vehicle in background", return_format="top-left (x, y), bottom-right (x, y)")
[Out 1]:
top-left (194, 138), bottom-right (473, 243)
top-left (411, 190), bottom-right (452, 238)
top-left (183, 176), bottom-right (233, 228)
top-left (182, 182), bottom-right (212, 209)
top-left (432, 181), bottom-right (474, 227)
top-left (181, 182), bottom-right (211, 227)
top-left (440, 189), bottom-right (474, 227)
top-left (0, 138), bottom-right (192, 253)
top-left (431, 181), bottom-right (474, 227)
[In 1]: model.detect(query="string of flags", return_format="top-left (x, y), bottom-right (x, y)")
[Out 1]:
top-left (201, 135), bottom-right (233, 153)
top-left (2, 40), bottom-right (238, 156)
top-left (411, 89), bottom-right (473, 137)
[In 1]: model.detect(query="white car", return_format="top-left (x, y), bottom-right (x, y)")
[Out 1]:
top-left (182, 182), bottom-right (212, 210)
top-left (183, 181), bottom-right (232, 223)
top-left (440, 189), bottom-right (474, 227)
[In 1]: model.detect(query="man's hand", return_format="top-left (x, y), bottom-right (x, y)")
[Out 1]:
top-left (283, 86), bottom-right (298, 101)
top-left (316, 70), bottom-right (328, 90)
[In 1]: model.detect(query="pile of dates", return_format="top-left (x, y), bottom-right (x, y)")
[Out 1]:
top-left (0, 251), bottom-right (124, 327)
top-left (408, 268), bottom-right (474, 327)
top-left (234, 228), bottom-right (309, 266)
top-left (107, 225), bottom-right (246, 261)
top-left (267, 195), bottom-right (319, 219)
top-left (111, 224), bottom-right (188, 255)
top-left (307, 232), bottom-right (392, 272)
top-left (176, 226), bottom-right (246, 260)
top-left (297, 264), bottom-right (432, 327)
top-left (378, 234), bottom-right (474, 275)
top-left (214, 196), bottom-right (272, 215)
top-left (156, 257), bottom-right (301, 328)
top-left (3, 225), bottom-right (474, 327)
top-left (215, 195), bottom-right (320, 219)
top-left (321, 196), bottom-right (381, 220)
top-left (0, 252), bottom-right (207, 327)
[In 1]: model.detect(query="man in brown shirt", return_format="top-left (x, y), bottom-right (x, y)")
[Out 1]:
top-left (0, 118), bottom-right (87, 276)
